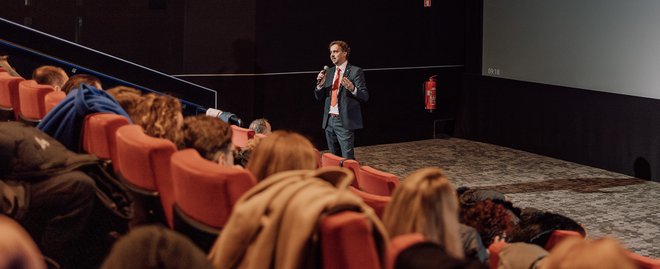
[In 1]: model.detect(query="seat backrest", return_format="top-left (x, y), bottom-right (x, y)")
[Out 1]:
top-left (544, 230), bottom-right (583, 251)
top-left (321, 152), bottom-right (360, 188)
top-left (313, 148), bottom-right (322, 168)
top-left (171, 149), bottom-right (256, 229)
top-left (82, 113), bottom-right (131, 161)
top-left (115, 124), bottom-right (177, 226)
top-left (387, 233), bottom-right (425, 269)
top-left (627, 251), bottom-right (660, 269)
top-left (44, 90), bottom-right (66, 115)
top-left (358, 166), bottom-right (399, 196)
top-left (488, 241), bottom-right (508, 269)
top-left (0, 73), bottom-right (25, 120)
top-left (320, 211), bottom-right (382, 269)
top-left (231, 125), bottom-right (255, 149)
top-left (18, 80), bottom-right (55, 121)
top-left (349, 186), bottom-right (390, 219)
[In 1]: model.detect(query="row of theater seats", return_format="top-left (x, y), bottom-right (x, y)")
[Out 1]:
top-left (0, 71), bottom-right (66, 122)
top-left (319, 152), bottom-right (399, 218)
top-left (80, 113), bottom-right (389, 269)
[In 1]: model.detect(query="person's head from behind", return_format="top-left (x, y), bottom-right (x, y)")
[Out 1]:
top-left (538, 237), bottom-right (636, 269)
top-left (383, 167), bottom-right (464, 259)
top-left (61, 74), bottom-right (102, 94)
top-left (460, 199), bottom-right (515, 246)
top-left (107, 86), bottom-right (143, 122)
top-left (134, 93), bottom-right (184, 148)
top-left (183, 115), bottom-right (234, 166)
top-left (32, 65), bottom-right (69, 90)
top-left (0, 215), bottom-right (47, 269)
top-left (248, 118), bottom-right (271, 135)
top-left (329, 40), bottom-right (350, 66)
top-left (246, 130), bottom-right (316, 181)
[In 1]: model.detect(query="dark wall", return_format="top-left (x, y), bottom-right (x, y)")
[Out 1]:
top-left (455, 75), bottom-right (660, 181)
top-left (1, 0), bottom-right (467, 151)
top-left (182, 0), bottom-right (467, 149)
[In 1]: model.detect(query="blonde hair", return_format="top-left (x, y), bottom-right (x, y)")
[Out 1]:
top-left (246, 130), bottom-right (317, 181)
top-left (134, 93), bottom-right (184, 148)
top-left (539, 237), bottom-right (636, 269)
top-left (382, 167), bottom-right (464, 259)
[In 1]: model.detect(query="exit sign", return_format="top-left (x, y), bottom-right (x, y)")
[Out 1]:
top-left (424, 0), bottom-right (431, 7)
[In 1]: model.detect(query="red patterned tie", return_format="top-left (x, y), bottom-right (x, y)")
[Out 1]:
top-left (331, 67), bottom-right (341, 107)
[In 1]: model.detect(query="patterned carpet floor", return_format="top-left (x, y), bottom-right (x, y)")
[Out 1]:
top-left (353, 138), bottom-right (660, 258)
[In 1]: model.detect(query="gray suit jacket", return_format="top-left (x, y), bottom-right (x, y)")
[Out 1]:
top-left (314, 63), bottom-right (369, 130)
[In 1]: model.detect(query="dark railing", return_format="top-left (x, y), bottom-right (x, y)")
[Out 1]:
top-left (0, 16), bottom-right (217, 116)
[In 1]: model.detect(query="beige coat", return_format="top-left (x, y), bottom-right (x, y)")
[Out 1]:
top-left (208, 167), bottom-right (387, 269)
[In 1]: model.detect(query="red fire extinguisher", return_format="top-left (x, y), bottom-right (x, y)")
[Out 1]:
top-left (424, 75), bottom-right (437, 113)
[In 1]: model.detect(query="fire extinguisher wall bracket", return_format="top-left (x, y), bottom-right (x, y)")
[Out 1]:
top-left (424, 75), bottom-right (437, 113)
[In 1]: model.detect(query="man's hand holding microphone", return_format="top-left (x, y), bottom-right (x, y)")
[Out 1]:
top-left (316, 65), bottom-right (329, 88)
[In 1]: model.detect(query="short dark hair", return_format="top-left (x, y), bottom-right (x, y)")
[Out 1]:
top-left (61, 74), bottom-right (101, 94)
top-left (329, 40), bottom-right (351, 56)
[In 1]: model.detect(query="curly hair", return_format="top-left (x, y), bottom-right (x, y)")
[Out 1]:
top-left (107, 86), bottom-right (143, 122)
top-left (182, 115), bottom-right (233, 163)
top-left (134, 93), bottom-right (184, 148)
top-left (460, 199), bottom-right (515, 246)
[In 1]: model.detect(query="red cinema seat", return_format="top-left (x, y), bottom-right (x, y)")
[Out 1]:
top-left (320, 211), bottom-right (383, 269)
top-left (170, 149), bottom-right (256, 251)
top-left (115, 124), bottom-right (177, 227)
top-left (82, 113), bottom-right (130, 170)
top-left (544, 230), bottom-right (584, 251)
top-left (231, 124), bottom-right (255, 149)
top-left (387, 233), bottom-right (425, 269)
top-left (44, 90), bottom-right (66, 115)
top-left (358, 166), bottom-right (399, 196)
top-left (349, 186), bottom-right (390, 219)
top-left (321, 152), bottom-right (360, 189)
top-left (18, 80), bottom-right (55, 122)
top-left (0, 73), bottom-right (24, 120)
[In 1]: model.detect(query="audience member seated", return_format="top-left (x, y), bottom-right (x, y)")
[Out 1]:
top-left (207, 166), bottom-right (386, 269)
top-left (234, 135), bottom-right (263, 167)
top-left (0, 121), bottom-right (120, 269)
top-left (460, 199), bottom-right (516, 247)
top-left (508, 210), bottom-right (586, 248)
top-left (245, 130), bottom-right (318, 181)
top-left (61, 74), bottom-right (102, 94)
top-left (0, 54), bottom-right (21, 77)
top-left (0, 215), bottom-right (47, 269)
top-left (106, 86), bottom-right (143, 122)
top-left (383, 167), bottom-right (478, 263)
top-left (37, 84), bottom-right (129, 151)
top-left (538, 237), bottom-right (636, 269)
top-left (459, 224), bottom-right (489, 264)
top-left (496, 242), bottom-right (549, 269)
top-left (133, 93), bottom-right (185, 149)
top-left (32, 65), bottom-right (69, 91)
top-left (248, 118), bottom-right (272, 135)
top-left (100, 225), bottom-right (214, 269)
top-left (394, 241), bottom-right (486, 269)
top-left (182, 115), bottom-right (235, 167)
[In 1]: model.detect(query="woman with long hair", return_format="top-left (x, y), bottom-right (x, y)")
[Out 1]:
top-left (245, 130), bottom-right (317, 182)
top-left (383, 167), bottom-right (465, 260)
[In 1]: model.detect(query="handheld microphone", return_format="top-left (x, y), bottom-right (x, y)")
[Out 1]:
top-left (317, 65), bottom-right (329, 83)
top-left (206, 108), bottom-right (243, 126)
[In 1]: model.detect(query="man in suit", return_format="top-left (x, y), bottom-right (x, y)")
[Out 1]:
top-left (314, 40), bottom-right (369, 160)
